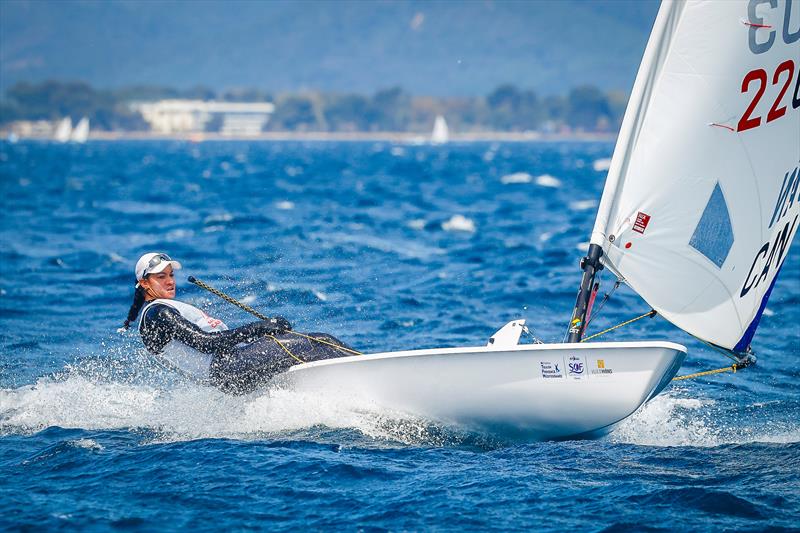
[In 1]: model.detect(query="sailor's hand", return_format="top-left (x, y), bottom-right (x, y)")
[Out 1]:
top-left (268, 316), bottom-right (292, 333)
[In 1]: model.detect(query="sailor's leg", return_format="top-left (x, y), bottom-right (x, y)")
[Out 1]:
top-left (279, 332), bottom-right (355, 362)
top-left (208, 332), bottom-right (355, 394)
top-left (209, 337), bottom-right (294, 394)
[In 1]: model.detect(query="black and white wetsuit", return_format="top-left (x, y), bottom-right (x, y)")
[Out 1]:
top-left (138, 299), bottom-right (351, 393)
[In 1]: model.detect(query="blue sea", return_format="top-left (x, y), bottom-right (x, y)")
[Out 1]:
top-left (1, 140), bottom-right (798, 531)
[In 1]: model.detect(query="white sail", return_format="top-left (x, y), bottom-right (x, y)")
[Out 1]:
top-left (71, 117), bottom-right (90, 143)
top-left (54, 117), bottom-right (72, 143)
top-left (431, 115), bottom-right (449, 144)
top-left (592, 0), bottom-right (800, 351)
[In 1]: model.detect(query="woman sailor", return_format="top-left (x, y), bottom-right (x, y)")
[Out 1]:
top-left (121, 252), bottom-right (351, 393)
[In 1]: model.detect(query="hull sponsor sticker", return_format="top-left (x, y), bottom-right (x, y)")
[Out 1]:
top-left (539, 360), bottom-right (564, 380)
top-left (591, 358), bottom-right (614, 376)
top-left (566, 354), bottom-right (587, 380)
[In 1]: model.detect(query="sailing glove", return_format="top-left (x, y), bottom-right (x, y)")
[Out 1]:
top-left (244, 316), bottom-right (292, 336)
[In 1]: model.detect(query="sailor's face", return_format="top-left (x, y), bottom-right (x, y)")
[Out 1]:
top-left (141, 265), bottom-right (176, 300)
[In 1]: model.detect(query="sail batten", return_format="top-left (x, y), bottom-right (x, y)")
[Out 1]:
top-left (590, 0), bottom-right (800, 351)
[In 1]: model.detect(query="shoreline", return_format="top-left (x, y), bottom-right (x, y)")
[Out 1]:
top-left (4, 130), bottom-right (617, 143)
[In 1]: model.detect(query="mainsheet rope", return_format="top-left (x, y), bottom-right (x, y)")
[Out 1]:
top-left (188, 276), bottom-right (362, 359)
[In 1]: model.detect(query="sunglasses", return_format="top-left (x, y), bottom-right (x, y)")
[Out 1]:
top-left (141, 253), bottom-right (173, 278)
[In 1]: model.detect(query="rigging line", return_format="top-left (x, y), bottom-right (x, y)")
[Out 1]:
top-left (580, 309), bottom-right (657, 342)
top-left (189, 276), bottom-right (362, 356)
top-left (584, 280), bottom-right (621, 330)
top-left (282, 330), bottom-right (362, 356)
top-left (266, 334), bottom-right (305, 364)
top-left (672, 361), bottom-right (749, 381)
top-left (695, 337), bottom-right (741, 363)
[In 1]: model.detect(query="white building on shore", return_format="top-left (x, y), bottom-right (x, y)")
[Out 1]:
top-left (133, 100), bottom-right (275, 136)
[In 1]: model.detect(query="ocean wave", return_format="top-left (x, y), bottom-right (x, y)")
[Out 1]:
top-left (610, 392), bottom-right (800, 447)
top-left (500, 172), bottom-right (532, 184)
top-left (535, 174), bottom-right (561, 187)
top-left (441, 214), bottom-right (476, 233)
top-left (0, 369), bottom-right (490, 448)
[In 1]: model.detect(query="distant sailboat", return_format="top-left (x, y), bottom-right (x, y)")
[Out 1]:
top-left (71, 117), bottom-right (90, 143)
top-left (431, 115), bottom-right (449, 144)
top-left (54, 117), bottom-right (72, 143)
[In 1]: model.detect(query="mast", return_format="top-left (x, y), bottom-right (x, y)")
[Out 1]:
top-left (567, 243), bottom-right (603, 343)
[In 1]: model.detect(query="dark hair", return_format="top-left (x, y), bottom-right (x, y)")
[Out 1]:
top-left (121, 285), bottom-right (147, 330)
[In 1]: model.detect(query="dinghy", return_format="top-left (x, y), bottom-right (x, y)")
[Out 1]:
top-left (283, 0), bottom-right (800, 440)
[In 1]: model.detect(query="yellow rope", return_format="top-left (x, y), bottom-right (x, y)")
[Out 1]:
top-left (267, 334), bottom-right (306, 364)
top-left (580, 309), bottom-right (657, 342)
top-left (672, 362), bottom-right (749, 381)
top-left (282, 330), bottom-right (362, 356)
top-left (189, 276), bottom-right (362, 357)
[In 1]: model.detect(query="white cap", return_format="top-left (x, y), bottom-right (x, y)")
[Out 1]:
top-left (135, 252), bottom-right (182, 284)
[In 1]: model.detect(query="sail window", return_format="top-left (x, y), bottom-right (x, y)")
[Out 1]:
top-left (689, 183), bottom-right (734, 267)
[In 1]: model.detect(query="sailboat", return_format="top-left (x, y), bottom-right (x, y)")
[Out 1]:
top-left (54, 117), bottom-right (72, 143)
top-left (281, 0), bottom-right (799, 440)
top-left (431, 115), bottom-right (449, 144)
top-left (71, 117), bottom-right (90, 143)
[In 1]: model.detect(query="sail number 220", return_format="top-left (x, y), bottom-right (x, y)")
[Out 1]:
top-left (738, 59), bottom-right (799, 132)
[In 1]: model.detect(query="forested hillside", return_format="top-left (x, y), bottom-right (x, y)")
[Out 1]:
top-left (1, 0), bottom-right (659, 95)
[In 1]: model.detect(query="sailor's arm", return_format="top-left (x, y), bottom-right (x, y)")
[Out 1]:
top-left (141, 305), bottom-right (291, 354)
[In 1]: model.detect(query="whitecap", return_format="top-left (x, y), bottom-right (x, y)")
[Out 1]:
top-left (284, 165), bottom-right (303, 177)
top-left (407, 219), bottom-right (426, 230)
top-left (390, 146), bottom-right (406, 157)
top-left (275, 201), bottom-right (295, 210)
top-left (441, 214), bottom-right (476, 233)
top-left (203, 213), bottom-right (233, 224)
top-left (313, 290), bottom-right (328, 302)
top-left (535, 174), bottom-right (561, 188)
top-left (500, 172), bottom-right (532, 184)
top-left (240, 295), bottom-right (256, 304)
top-left (318, 231), bottom-right (445, 259)
top-left (70, 438), bottom-right (103, 451)
top-left (593, 157), bottom-right (612, 172)
top-left (166, 229), bottom-right (194, 240)
top-left (569, 199), bottom-right (597, 211)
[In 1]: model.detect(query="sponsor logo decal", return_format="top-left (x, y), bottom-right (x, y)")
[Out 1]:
top-left (632, 212), bottom-right (651, 234)
top-left (539, 361), bottom-right (564, 379)
top-left (591, 358), bottom-right (614, 375)
top-left (567, 355), bottom-right (586, 380)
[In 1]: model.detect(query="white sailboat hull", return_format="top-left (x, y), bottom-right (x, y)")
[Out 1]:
top-left (283, 341), bottom-right (686, 440)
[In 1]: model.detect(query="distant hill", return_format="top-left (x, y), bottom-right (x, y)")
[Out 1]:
top-left (0, 0), bottom-right (659, 96)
